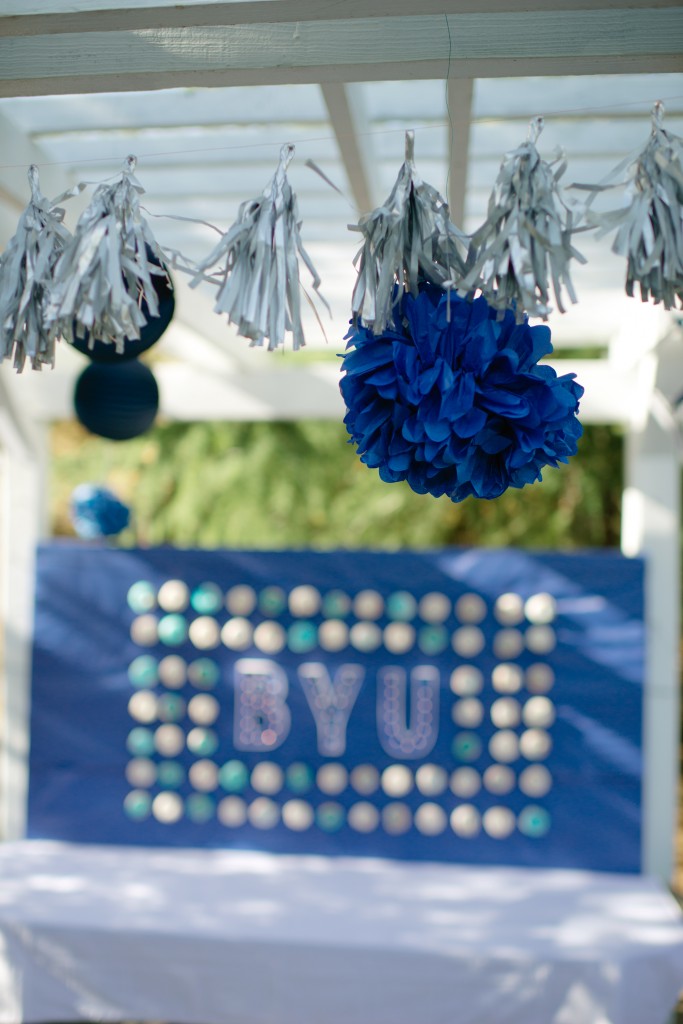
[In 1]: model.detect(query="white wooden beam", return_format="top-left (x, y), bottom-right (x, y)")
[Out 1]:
top-left (3, 0), bottom-right (681, 35)
top-left (1, 358), bottom-right (647, 425)
top-left (620, 331), bottom-right (683, 884)
top-left (4, 361), bottom-right (346, 423)
top-left (0, 9), bottom-right (681, 97)
top-left (446, 78), bottom-right (473, 229)
top-left (320, 83), bottom-right (375, 214)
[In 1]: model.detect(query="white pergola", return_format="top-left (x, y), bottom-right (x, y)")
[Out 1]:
top-left (0, 0), bottom-right (682, 881)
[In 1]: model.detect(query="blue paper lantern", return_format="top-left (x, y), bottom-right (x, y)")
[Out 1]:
top-left (70, 251), bottom-right (174, 362)
top-left (74, 359), bottom-right (159, 441)
top-left (70, 483), bottom-right (130, 538)
top-left (340, 285), bottom-right (583, 502)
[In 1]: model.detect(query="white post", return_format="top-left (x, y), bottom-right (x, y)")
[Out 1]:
top-left (0, 371), bottom-right (47, 841)
top-left (621, 366), bottom-right (681, 882)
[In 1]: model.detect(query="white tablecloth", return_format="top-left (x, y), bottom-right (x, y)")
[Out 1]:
top-left (0, 841), bottom-right (682, 1024)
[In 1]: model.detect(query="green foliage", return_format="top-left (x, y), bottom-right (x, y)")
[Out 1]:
top-left (51, 419), bottom-right (623, 550)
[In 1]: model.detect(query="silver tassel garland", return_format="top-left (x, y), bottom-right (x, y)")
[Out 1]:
top-left (47, 155), bottom-right (168, 353)
top-left (572, 102), bottom-right (683, 310)
top-left (459, 116), bottom-right (585, 322)
top-left (350, 130), bottom-right (470, 335)
top-left (191, 144), bottom-right (326, 351)
top-left (0, 166), bottom-right (78, 372)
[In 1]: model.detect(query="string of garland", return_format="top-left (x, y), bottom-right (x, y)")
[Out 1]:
top-left (0, 102), bottom-right (681, 380)
top-left (571, 102), bottom-right (683, 310)
top-left (0, 148), bottom-right (324, 366)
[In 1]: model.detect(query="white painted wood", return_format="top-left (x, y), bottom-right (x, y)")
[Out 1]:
top-left (621, 330), bottom-right (683, 884)
top-left (2, 356), bottom-right (644, 425)
top-left (320, 83), bottom-right (376, 214)
top-left (1, 11), bottom-right (681, 97)
top-left (5, 57), bottom-right (681, 99)
top-left (3, 0), bottom-right (681, 34)
top-left (0, 372), bottom-right (47, 842)
top-left (446, 78), bottom-right (473, 228)
top-left (609, 302), bottom-right (675, 372)
top-left (4, 359), bottom-right (346, 422)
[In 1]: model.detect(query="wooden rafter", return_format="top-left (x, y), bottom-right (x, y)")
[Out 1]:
top-left (0, 8), bottom-right (681, 97)
top-left (3, 0), bottom-right (681, 36)
top-left (320, 83), bottom-right (375, 215)
top-left (446, 78), bottom-right (473, 230)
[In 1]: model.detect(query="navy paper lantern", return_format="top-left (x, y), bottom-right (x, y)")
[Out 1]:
top-left (74, 359), bottom-right (159, 440)
top-left (70, 483), bottom-right (131, 538)
top-left (71, 251), bottom-right (174, 363)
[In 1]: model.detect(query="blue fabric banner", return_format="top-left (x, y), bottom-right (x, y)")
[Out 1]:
top-left (29, 544), bottom-right (644, 871)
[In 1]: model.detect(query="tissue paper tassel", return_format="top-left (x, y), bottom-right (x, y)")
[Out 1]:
top-left (351, 130), bottom-right (471, 336)
top-left (48, 156), bottom-right (168, 353)
top-left (459, 117), bottom-right (585, 322)
top-left (192, 144), bottom-right (324, 350)
top-left (574, 102), bottom-right (683, 310)
top-left (0, 166), bottom-right (75, 371)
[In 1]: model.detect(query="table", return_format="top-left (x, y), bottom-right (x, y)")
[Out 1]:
top-left (0, 841), bottom-right (682, 1024)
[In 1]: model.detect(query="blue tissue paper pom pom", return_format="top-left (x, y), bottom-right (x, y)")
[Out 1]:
top-left (340, 285), bottom-right (583, 502)
top-left (70, 484), bottom-right (131, 539)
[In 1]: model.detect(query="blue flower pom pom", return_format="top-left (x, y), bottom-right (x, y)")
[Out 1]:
top-left (340, 285), bottom-right (583, 502)
top-left (70, 484), bottom-right (131, 539)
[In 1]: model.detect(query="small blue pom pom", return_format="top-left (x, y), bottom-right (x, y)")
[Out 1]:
top-left (340, 285), bottom-right (583, 502)
top-left (70, 484), bottom-right (131, 538)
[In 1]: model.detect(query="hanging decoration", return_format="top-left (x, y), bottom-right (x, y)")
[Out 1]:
top-left (70, 483), bottom-right (131, 539)
top-left (70, 247), bottom-right (175, 362)
top-left (191, 144), bottom-right (326, 350)
top-left (47, 155), bottom-right (169, 354)
top-left (340, 284), bottom-right (583, 503)
top-left (74, 359), bottom-right (159, 441)
top-left (0, 166), bottom-right (81, 372)
top-left (350, 130), bottom-right (470, 335)
top-left (458, 117), bottom-right (585, 322)
top-left (571, 102), bottom-right (683, 310)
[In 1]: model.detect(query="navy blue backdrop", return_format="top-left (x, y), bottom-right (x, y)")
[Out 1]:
top-left (29, 544), bottom-right (644, 871)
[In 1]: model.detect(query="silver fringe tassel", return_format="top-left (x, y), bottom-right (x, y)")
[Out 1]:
top-left (573, 102), bottom-right (683, 310)
top-left (0, 166), bottom-right (76, 372)
top-left (350, 130), bottom-right (470, 335)
top-left (47, 155), bottom-right (167, 353)
top-left (459, 116), bottom-right (585, 322)
top-left (191, 144), bottom-right (325, 351)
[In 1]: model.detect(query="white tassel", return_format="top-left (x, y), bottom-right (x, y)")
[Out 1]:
top-left (0, 166), bottom-right (77, 371)
top-left (47, 156), bottom-right (168, 353)
top-left (350, 130), bottom-right (470, 335)
top-left (460, 117), bottom-right (585, 322)
top-left (573, 102), bottom-right (683, 310)
top-left (192, 144), bottom-right (325, 351)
